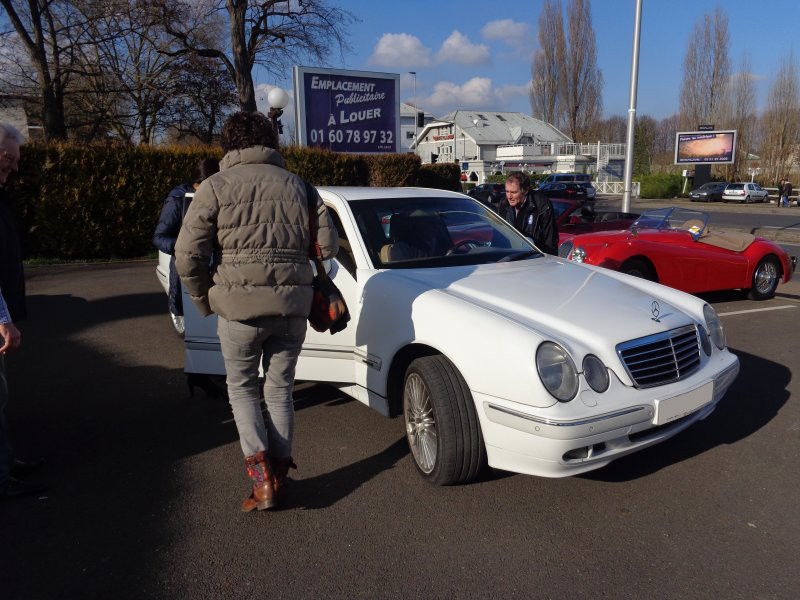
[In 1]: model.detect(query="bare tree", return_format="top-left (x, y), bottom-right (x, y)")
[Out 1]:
top-left (585, 115), bottom-right (626, 143)
top-left (529, 0), bottom-right (565, 126)
top-left (762, 53), bottom-right (800, 183)
top-left (172, 55), bottom-right (238, 143)
top-left (679, 7), bottom-right (731, 130)
top-left (0, 0), bottom-right (91, 139)
top-left (561, 0), bottom-right (603, 141)
top-left (728, 53), bottom-right (757, 180)
top-left (632, 115), bottom-right (657, 176)
top-left (654, 113), bottom-right (680, 156)
top-left (154, 0), bottom-right (355, 112)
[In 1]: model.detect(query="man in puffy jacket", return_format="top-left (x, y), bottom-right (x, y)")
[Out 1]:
top-left (152, 158), bottom-right (219, 333)
top-left (175, 111), bottom-right (338, 512)
top-left (502, 171), bottom-right (559, 255)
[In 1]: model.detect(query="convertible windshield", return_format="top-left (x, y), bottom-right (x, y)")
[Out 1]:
top-left (632, 207), bottom-right (709, 236)
top-left (349, 196), bottom-right (539, 268)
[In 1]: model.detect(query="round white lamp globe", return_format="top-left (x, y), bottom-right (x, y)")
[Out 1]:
top-left (268, 88), bottom-right (289, 110)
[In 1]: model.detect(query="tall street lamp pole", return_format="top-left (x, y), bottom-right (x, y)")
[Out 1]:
top-left (622, 0), bottom-right (643, 213)
top-left (409, 71), bottom-right (417, 147)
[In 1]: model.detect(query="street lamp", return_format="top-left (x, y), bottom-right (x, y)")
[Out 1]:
top-left (267, 87), bottom-right (290, 137)
top-left (409, 71), bottom-right (417, 146)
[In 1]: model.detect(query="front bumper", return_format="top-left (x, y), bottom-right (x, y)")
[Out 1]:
top-left (478, 352), bottom-right (740, 478)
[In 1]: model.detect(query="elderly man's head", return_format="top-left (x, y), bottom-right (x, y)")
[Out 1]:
top-left (0, 123), bottom-right (23, 185)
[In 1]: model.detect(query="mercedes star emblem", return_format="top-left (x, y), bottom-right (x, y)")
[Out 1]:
top-left (651, 300), bottom-right (661, 322)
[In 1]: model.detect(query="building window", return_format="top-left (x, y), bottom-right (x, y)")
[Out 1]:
top-left (477, 114), bottom-right (488, 121)
top-left (406, 131), bottom-right (415, 139)
top-left (496, 115), bottom-right (506, 121)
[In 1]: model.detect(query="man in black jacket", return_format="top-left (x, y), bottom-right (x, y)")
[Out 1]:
top-left (502, 171), bottom-right (559, 255)
top-left (0, 123), bottom-right (45, 499)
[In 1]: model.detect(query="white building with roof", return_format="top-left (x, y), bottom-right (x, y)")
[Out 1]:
top-left (400, 102), bottom-right (436, 153)
top-left (411, 110), bottom-right (626, 183)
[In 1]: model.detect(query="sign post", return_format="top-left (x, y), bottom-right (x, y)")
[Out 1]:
top-left (293, 66), bottom-right (400, 153)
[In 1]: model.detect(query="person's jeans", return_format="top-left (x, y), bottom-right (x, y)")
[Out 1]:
top-left (780, 195), bottom-right (789, 207)
top-left (0, 355), bottom-right (14, 485)
top-left (217, 315), bottom-right (307, 459)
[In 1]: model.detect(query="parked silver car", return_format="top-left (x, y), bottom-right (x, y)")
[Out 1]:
top-left (722, 182), bottom-right (769, 203)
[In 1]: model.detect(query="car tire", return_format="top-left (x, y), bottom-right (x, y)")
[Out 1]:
top-left (620, 258), bottom-right (657, 282)
top-left (747, 256), bottom-right (781, 300)
top-left (744, 195), bottom-right (751, 203)
top-left (403, 355), bottom-right (487, 486)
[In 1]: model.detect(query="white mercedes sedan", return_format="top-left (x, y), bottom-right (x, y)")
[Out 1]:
top-left (179, 187), bottom-right (740, 485)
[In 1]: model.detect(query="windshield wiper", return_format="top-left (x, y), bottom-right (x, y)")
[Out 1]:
top-left (497, 250), bottom-right (540, 263)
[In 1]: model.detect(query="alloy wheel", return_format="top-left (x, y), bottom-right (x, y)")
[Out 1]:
top-left (755, 261), bottom-right (778, 295)
top-left (403, 372), bottom-right (438, 474)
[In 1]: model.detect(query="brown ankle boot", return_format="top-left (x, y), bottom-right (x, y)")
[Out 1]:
top-left (241, 451), bottom-right (276, 512)
top-left (270, 456), bottom-right (297, 496)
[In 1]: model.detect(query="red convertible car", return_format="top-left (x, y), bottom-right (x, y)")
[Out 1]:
top-left (552, 198), bottom-right (639, 236)
top-left (558, 207), bottom-right (795, 300)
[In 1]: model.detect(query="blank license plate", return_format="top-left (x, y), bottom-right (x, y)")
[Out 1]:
top-left (654, 382), bottom-right (713, 425)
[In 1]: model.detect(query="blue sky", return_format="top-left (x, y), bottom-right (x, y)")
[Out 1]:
top-left (256, 0), bottom-right (799, 122)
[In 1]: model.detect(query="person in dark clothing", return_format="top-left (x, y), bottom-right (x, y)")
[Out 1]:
top-left (153, 158), bottom-right (219, 332)
top-left (502, 171), bottom-right (559, 255)
top-left (782, 179), bottom-right (793, 208)
top-left (0, 122), bottom-right (46, 499)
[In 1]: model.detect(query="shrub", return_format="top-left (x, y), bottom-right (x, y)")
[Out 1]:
top-left (638, 173), bottom-right (684, 199)
top-left (415, 163), bottom-right (461, 191)
top-left (8, 143), bottom-right (461, 259)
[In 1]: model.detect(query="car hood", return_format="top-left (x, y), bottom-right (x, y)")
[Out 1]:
top-left (394, 258), bottom-right (693, 351)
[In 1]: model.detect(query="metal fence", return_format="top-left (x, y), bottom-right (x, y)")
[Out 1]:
top-left (592, 181), bottom-right (640, 197)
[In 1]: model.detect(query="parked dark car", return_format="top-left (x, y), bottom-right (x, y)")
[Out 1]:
top-left (467, 183), bottom-right (506, 208)
top-left (537, 181), bottom-right (593, 201)
top-left (689, 182), bottom-right (727, 202)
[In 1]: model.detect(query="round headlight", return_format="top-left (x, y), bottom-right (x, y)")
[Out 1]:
top-left (571, 246), bottom-right (587, 263)
top-left (536, 342), bottom-right (579, 402)
top-left (697, 324), bottom-right (712, 356)
top-left (582, 355), bottom-right (609, 393)
top-left (703, 304), bottom-right (725, 350)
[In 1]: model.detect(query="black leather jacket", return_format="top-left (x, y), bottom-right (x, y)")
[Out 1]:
top-left (501, 190), bottom-right (559, 255)
top-left (0, 188), bottom-right (26, 321)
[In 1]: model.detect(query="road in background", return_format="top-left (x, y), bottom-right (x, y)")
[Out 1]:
top-left (0, 263), bottom-right (798, 599)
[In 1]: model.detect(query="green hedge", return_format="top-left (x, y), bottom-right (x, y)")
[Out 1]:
top-left (8, 143), bottom-right (461, 259)
top-left (638, 173), bottom-right (684, 199)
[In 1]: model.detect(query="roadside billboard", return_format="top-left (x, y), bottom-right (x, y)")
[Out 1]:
top-left (674, 130), bottom-right (736, 165)
top-left (293, 66), bottom-right (400, 153)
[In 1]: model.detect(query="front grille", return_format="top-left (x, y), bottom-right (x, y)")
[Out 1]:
top-left (616, 325), bottom-right (702, 388)
top-left (558, 240), bottom-right (574, 258)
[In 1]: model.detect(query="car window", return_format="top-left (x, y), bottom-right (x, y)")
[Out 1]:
top-left (550, 200), bottom-right (572, 219)
top-left (350, 196), bottom-right (537, 268)
top-left (326, 205), bottom-right (358, 279)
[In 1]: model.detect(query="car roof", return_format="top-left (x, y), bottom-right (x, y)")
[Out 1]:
top-left (317, 186), bottom-right (469, 201)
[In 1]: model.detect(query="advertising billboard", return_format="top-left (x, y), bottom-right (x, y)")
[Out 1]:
top-left (674, 130), bottom-right (737, 165)
top-left (293, 66), bottom-right (400, 153)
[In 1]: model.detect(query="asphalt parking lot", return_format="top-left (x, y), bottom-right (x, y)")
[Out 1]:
top-left (1, 262), bottom-right (798, 599)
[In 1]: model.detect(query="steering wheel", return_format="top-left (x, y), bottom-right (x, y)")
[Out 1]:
top-left (447, 240), bottom-right (481, 255)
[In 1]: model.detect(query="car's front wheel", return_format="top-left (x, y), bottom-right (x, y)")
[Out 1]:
top-left (620, 258), bottom-right (657, 281)
top-left (403, 355), bottom-right (486, 485)
top-left (748, 256), bottom-right (781, 300)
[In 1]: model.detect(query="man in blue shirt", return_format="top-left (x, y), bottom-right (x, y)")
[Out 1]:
top-left (0, 123), bottom-right (45, 499)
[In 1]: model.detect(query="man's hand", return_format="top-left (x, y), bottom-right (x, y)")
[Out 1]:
top-left (0, 322), bottom-right (21, 354)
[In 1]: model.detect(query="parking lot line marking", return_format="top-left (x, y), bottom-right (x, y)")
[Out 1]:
top-left (718, 305), bottom-right (797, 317)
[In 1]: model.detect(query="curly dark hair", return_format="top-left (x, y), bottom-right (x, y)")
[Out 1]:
top-left (220, 111), bottom-right (278, 152)
top-left (505, 171), bottom-right (531, 190)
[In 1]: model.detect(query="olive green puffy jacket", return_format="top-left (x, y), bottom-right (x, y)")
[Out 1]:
top-left (175, 146), bottom-right (338, 321)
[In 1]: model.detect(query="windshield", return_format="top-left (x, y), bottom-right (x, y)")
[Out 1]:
top-left (632, 207), bottom-right (709, 236)
top-left (551, 199), bottom-right (572, 219)
top-left (350, 196), bottom-right (540, 268)
top-left (699, 183), bottom-right (723, 191)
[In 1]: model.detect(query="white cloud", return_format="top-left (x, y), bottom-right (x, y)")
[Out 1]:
top-left (368, 33), bottom-right (432, 68)
top-left (481, 19), bottom-right (531, 46)
top-left (435, 31), bottom-right (490, 66)
top-left (418, 77), bottom-right (533, 113)
top-left (497, 82), bottom-right (531, 97)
